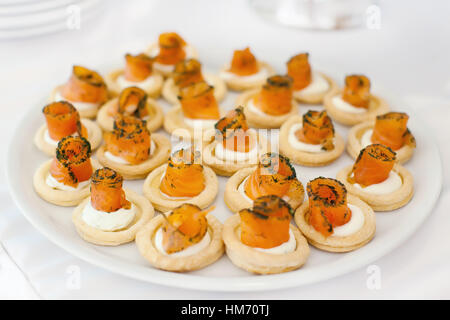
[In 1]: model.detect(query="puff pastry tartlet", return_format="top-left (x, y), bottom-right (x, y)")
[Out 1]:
top-left (33, 136), bottom-right (101, 206)
top-left (96, 86), bottom-right (164, 133)
top-left (97, 115), bottom-right (170, 180)
top-left (295, 177), bottom-right (376, 252)
top-left (106, 53), bottom-right (163, 98)
top-left (146, 32), bottom-right (198, 77)
top-left (72, 168), bottom-right (154, 246)
top-left (162, 58), bottom-right (226, 104)
top-left (225, 152), bottom-right (305, 212)
top-left (279, 111), bottom-right (345, 166)
top-left (347, 112), bottom-right (416, 164)
top-left (202, 107), bottom-right (269, 176)
top-left (50, 65), bottom-right (109, 119)
top-left (163, 81), bottom-right (222, 141)
top-left (34, 101), bottom-right (102, 156)
top-left (237, 75), bottom-right (299, 128)
top-left (143, 147), bottom-right (218, 212)
top-left (136, 204), bottom-right (224, 272)
top-left (223, 195), bottom-right (309, 274)
top-left (219, 47), bottom-right (274, 91)
top-left (287, 53), bottom-right (338, 104)
top-left (324, 75), bottom-right (389, 126)
top-left (337, 144), bottom-right (414, 211)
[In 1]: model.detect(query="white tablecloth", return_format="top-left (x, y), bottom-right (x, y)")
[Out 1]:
top-left (1, 0), bottom-right (449, 299)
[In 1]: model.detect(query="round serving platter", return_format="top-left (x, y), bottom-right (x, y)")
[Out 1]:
top-left (6, 71), bottom-right (442, 292)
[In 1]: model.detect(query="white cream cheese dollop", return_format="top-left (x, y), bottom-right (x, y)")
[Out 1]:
top-left (214, 130), bottom-right (258, 162)
top-left (158, 172), bottom-right (193, 200)
top-left (360, 128), bottom-right (374, 148)
top-left (154, 227), bottom-right (211, 257)
top-left (247, 98), bottom-right (291, 118)
top-left (54, 91), bottom-right (99, 111)
top-left (293, 72), bottom-right (329, 98)
top-left (332, 95), bottom-right (367, 114)
top-left (237, 176), bottom-right (290, 203)
top-left (288, 123), bottom-right (329, 153)
top-left (116, 74), bottom-right (157, 91)
top-left (332, 204), bottom-right (365, 237)
top-left (43, 130), bottom-right (80, 146)
top-left (46, 174), bottom-right (90, 191)
top-left (104, 139), bottom-right (156, 164)
top-left (239, 229), bottom-right (296, 254)
top-left (220, 66), bottom-right (269, 83)
top-left (246, 98), bottom-right (267, 116)
top-left (81, 201), bottom-right (136, 231)
top-left (352, 171), bottom-right (402, 195)
top-left (183, 117), bottom-right (218, 129)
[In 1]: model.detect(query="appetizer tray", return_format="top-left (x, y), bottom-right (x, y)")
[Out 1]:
top-left (6, 70), bottom-right (442, 292)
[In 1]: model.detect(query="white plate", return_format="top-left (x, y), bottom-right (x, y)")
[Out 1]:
top-left (0, 0), bottom-right (101, 40)
top-left (0, 0), bottom-right (78, 16)
top-left (0, 0), bottom-right (100, 30)
top-left (6, 80), bottom-right (442, 292)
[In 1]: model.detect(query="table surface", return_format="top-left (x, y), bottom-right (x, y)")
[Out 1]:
top-left (0, 0), bottom-right (449, 299)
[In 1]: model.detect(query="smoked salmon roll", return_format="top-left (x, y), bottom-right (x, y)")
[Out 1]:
top-left (161, 204), bottom-right (213, 254)
top-left (342, 75), bottom-right (371, 109)
top-left (111, 86), bottom-right (149, 118)
top-left (162, 58), bottom-right (227, 105)
top-left (295, 110), bottom-right (335, 151)
top-left (104, 114), bottom-right (151, 165)
top-left (72, 166), bottom-right (154, 245)
top-left (97, 86), bottom-right (164, 133)
top-left (106, 52), bottom-right (164, 98)
top-left (279, 112), bottom-right (345, 167)
top-left (43, 101), bottom-right (86, 141)
top-left (306, 177), bottom-right (351, 237)
top-left (49, 136), bottom-right (93, 188)
top-left (295, 176), bottom-right (376, 251)
top-left (33, 135), bottom-right (103, 206)
top-left (371, 112), bottom-right (416, 151)
top-left (346, 111), bottom-right (416, 164)
top-left (155, 32), bottom-right (187, 66)
top-left (287, 53), bottom-right (312, 91)
top-left (338, 143), bottom-right (414, 211)
top-left (146, 32), bottom-right (198, 77)
top-left (172, 58), bottom-right (204, 88)
top-left (214, 107), bottom-right (255, 153)
top-left (202, 106), bottom-right (267, 177)
top-left (135, 202), bottom-right (223, 271)
top-left (123, 53), bottom-right (154, 82)
top-left (160, 148), bottom-right (205, 198)
top-left (90, 167), bottom-right (131, 213)
top-left (35, 100), bottom-right (102, 156)
top-left (178, 81), bottom-right (220, 120)
top-left (222, 194), bottom-right (309, 274)
top-left (350, 144), bottom-right (396, 187)
top-left (254, 75), bottom-right (293, 116)
top-left (220, 47), bottom-right (274, 92)
top-left (244, 153), bottom-right (302, 200)
top-left (238, 75), bottom-right (298, 128)
top-left (239, 195), bottom-right (292, 249)
top-left (61, 65), bottom-right (108, 104)
top-left (143, 146), bottom-right (218, 212)
top-left (323, 74), bottom-right (389, 126)
top-left (228, 47), bottom-right (259, 76)
top-left (287, 53), bottom-right (337, 104)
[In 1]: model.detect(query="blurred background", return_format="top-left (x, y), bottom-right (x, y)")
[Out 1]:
top-left (0, 0), bottom-right (449, 299)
